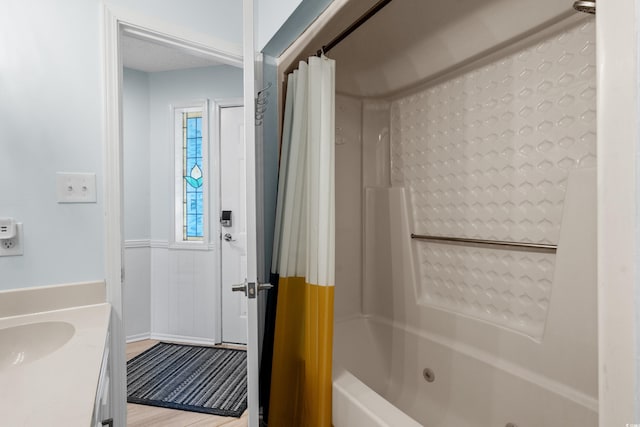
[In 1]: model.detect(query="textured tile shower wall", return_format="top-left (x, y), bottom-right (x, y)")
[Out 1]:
top-left (390, 19), bottom-right (596, 339)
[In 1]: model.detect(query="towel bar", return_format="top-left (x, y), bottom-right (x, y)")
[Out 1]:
top-left (410, 233), bottom-right (557, 253)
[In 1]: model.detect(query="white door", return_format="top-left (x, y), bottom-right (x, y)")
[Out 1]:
top-left (220, 105), bottom-right (248, 344)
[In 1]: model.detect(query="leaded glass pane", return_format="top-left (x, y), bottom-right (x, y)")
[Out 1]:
top-left (182, 112), bottom-right (204, 241)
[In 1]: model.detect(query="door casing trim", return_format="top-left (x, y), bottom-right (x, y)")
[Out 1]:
top-left (102, 4), bottom-right (243, 425)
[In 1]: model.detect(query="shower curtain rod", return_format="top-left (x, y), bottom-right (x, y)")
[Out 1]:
top-left (316, 0), bottom-right (394, 57)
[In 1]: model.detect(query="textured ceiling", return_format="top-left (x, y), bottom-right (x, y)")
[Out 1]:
top-left (122, 35), bottom-right (224, 73)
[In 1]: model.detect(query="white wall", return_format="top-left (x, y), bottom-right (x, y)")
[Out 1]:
top-left (334, 94), bottom-right (363, 319)
top-left (123, 68), bottom-right (151, 241)
top-left (122, 65), bottom-right (243, 342)
top-left (0, 0), bottom-right (246, 292)
top-left (122, 68), bottom-right (151, 339)
top-left (106, 0), bottom-right (243, 46)
top-left (0, 0), bottom-right (104, 289)
top-left (334, 95), bottom-right (391, 321)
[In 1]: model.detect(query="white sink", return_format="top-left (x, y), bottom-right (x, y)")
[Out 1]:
top-left (0, 321), bottom-right (75, 369)
top-left (0, 289), bottom-right (110, 427)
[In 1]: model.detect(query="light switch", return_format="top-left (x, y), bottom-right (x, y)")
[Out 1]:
top-left (56, 172), bottom-right (97, 203)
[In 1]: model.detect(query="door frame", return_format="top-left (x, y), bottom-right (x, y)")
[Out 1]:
top-left (242, 1), bottom-right (260, 426)
top-left (214, 98), bottom-right (245, 344)
top-left (597, 1), bottom-right (639, 425)
top-left (102, 4), bottom-right (244, 425)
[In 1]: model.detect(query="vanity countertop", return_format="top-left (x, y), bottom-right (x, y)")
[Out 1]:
top-left (0, 301), bottom-right (110, 426)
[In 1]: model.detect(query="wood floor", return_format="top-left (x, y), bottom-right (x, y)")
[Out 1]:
top-left (126, 340), bottom-right (248, 427)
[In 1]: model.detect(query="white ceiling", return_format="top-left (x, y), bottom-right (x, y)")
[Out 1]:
top-left (121, 35), bottom-right (224, 73)
top-left (283, 0), bottom-right (579, 98)
top-left (329, 0), bottom-right (577, 97)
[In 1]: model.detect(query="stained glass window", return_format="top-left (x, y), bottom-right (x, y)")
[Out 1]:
top-left (182, 111), bottom-right (203, 241)
top-left (172, 102), bottom-right (208, 246)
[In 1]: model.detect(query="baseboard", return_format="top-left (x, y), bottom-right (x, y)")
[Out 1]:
top-left (150, 333), bottom-right (218, 346)
top-left (126, 333), bottom-right (151, 343)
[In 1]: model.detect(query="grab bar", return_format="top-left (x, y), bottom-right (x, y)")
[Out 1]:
top-left (410, 233), bottom-right (557, 253)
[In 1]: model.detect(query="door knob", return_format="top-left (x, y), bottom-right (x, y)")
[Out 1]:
top-left (232, 282), bottom-right (247, 296)
top-left (223, 233), bottom-right (236, 242)
top-left (231, 281), bottom-right (271, 298)
top-left (258, 283), bottom-right (273, 291)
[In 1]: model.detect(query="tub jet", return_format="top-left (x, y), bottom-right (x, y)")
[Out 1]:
top-left (573, 0), bottom-right (595, 14)
top-left (422, 368), bottom-right (435, 382)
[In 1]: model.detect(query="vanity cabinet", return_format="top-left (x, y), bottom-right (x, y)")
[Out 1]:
top-left (92, 332), bottom-right (111, 427)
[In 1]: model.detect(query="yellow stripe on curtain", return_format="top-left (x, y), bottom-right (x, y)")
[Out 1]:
top-left (269, 55), bottom-right (335, 427)
top-left (269, 277), bottom-right (334, 426)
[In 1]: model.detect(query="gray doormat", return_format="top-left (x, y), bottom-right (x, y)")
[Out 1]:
top-left (127, 342), bottom-right (247, 417)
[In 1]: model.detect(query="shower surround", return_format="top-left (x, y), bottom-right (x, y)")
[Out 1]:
top-left (332, 16), bottom-right (597, 427)
top-left (390, 19), bottom-right (596, 340)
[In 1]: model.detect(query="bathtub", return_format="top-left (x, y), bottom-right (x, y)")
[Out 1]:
top-left (333, 368), bottom-right (422, 427)
top-left (332, 316), bottom-right (598, 427)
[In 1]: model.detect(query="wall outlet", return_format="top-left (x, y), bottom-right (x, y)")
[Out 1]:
top-left (0, 223), bottom-right (23, 256)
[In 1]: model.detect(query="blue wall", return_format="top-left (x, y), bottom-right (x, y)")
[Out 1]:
top-left (262, 0), bottom-right (334, 57)
top-left (0, 0), bottom-right (243, 291)
top-left (259, 56), bottom-right (280, 281)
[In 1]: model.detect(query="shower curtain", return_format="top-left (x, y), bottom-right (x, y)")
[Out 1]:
top-left (267, 55), bottom-right (336, 427)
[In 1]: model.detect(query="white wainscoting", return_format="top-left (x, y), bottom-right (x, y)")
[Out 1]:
top-left (124, 239), bottom-right (219, 344)
top-left (124, 240), bottom-right (151, 341)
